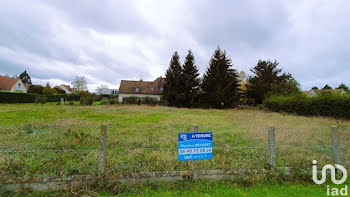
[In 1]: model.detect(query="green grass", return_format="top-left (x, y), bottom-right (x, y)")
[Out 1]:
top-left (0, 103), bottom-right (349, 187)
top-left (2, 180), bottom-right (340, 197)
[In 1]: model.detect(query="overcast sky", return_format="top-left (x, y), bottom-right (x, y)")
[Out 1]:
top-left (1, 0), bottom-right (349, 91)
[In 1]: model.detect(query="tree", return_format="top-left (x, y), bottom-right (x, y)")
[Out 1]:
top-left (19, 70), bottom-right (32, 84)
top-left (28, 85), bottom-right (44, 94)
top-left (322, 84), bottom-right (332, 90)
top-left (246, 60), bottom-right (299, 104)
top-left (72, 76), bottom-right (88, 92)
top-left (96, 84), bottom-right (109, 95)
top-left (162, 52), bottom-right (184, 106)
top-left (201, 47), bottom-right (240, 108)
top-left (43, 82), bottom-right (57, 96)
top-left (336, 83), bottom-right (349, 91)
top-left (312, 86), bottom-right (318, 90)
top-left (182, 50), bottom-right (200, 107)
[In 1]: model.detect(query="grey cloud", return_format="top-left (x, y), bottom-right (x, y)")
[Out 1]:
top-left (0, 0), bottom-right (349, 91)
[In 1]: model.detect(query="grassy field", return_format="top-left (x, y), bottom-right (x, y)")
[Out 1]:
top-left (0, 102), bottom-right (349, 195)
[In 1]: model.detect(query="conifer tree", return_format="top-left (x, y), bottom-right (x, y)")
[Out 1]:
top-left (182, 50), bottom-right (200, 107)
top-left (162, 52), bottom-right (183, 106)
top-left (246, 60), bottom-right (300, 104)
top-left (201, 47), bottom-right (240, 108)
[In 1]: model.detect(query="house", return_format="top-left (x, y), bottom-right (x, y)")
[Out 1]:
top-left (118, 77), bottom-right (165, 103)
top-left (302, 89), bottom-right (347, 97)
top-left (0, 75), bottom-right (27, 93)
top-left (54, 84), bottom-right (73, 94)
top-left (99, 88), bottom-right (118, 95)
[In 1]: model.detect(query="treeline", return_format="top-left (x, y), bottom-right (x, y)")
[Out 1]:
top-left (265, 94), bottom-right (350, 119)
top-left (162, 47), bottom-right (300, 108)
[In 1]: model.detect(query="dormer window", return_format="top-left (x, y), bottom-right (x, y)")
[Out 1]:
top-left (150, 87), bottom-right (155, 91)
top-left (136, 87), bottom-right (140, 92)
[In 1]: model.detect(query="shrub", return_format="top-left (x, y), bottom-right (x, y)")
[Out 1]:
top-left (108, 98), bottom-right (118, 105)
top-left (46, 94), bottom-right (80, 102)
top-left (69, 101), bottom-right (74, 106)
top-left (34, 95), bottom-right (47, 104)
top-left (264, 94), bottom-right (350, 119)
top-left (80, 97), bottom-right (94, 106)
top-left (122, 96), bottom-right (165, 106)
top-left (100, 97), bottom-right (110, 105)
top-left (0, 92), bottom-right (37, 103)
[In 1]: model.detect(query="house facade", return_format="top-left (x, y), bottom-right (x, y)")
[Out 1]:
top-left (118, 77), bottom-right (165, 103)
top-left (0, 75), bottom-right (27, 93)
top-left (100, 88), bottom-right (118, 95)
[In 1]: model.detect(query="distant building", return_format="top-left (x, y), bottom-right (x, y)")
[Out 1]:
top-left (118, 77), bottom-right (165, 103)
top-left (302, 88), bottom-right (347, 97)
top-left (54, 84), bottom-right (73, 94)
top-left (100, 88), bottom-right (118, 95)
top-left (0, 75), bottom-right (27, 93)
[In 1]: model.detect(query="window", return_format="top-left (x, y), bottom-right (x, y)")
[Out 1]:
top-left (150, 87), bottom-right (155, 91)
top-left (160, 87), bottom-right (163, 92)
top-left (136, 87), bottom-right (140, 92)
top-left (17, 83), bottom-right (21, 88)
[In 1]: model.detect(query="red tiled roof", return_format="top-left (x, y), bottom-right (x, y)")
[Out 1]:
top-left (0, 75), bottom-right (20, 91)
top-left (119, 77), bottom-right (165, 95)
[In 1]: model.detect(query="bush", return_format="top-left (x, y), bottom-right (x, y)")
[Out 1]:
top-left (264, 94), bottom-right (350, 119)
top-left (80, 97), bottom-right (94, 106)
top-left (100, 97), bottom-right (110, 105)
top-left (34, 95), bottom-right (47, 104)
top-left (69, 101), bottom-right (74, 106)
top-left (122, 96), bottom-right (164, 106)
top-left (0, 92), bottom-right (37, 103)
top-left (46, 94), bottom-right (80, 102)
top-left (108, 98), bottom-right (118, 105)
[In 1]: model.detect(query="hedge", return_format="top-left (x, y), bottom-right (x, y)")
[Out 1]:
top-left (46, 94), bottom-right (80, 102)
top-left (122, 96), bottom-right (167, 106)
top-left (0, 92), bottom-right (37, 103)
top-left (264, 94), bottom-right (350, 119)
top-left (0, 92), bottom-right (81, 103)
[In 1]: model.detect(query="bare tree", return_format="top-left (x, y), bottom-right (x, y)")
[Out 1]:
top-left (71, 76), bottom-right (88, 92)
top-left (96, 84), bottom-right (109, 95)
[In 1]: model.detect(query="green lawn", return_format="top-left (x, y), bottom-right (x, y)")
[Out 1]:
top-left (3, 180), bottom-right (339, 197)
top-left (0, 103), bottom-right (349, 195)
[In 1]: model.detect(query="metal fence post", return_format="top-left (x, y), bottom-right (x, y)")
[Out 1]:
top-left (331, 125), bottom-right (341, 164)
top-left (268, 126), bottom-right (276, 167)
top-left (192, 124), bottom-right (198, 180)
top-left (99, 125), bottom-right (108, 177)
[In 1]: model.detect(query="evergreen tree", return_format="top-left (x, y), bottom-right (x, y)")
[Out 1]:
top-left (162, 52), bottom-right (184, 106)
top-left (19, 70), bottom-right (32, 85)
top-left (201, 47), bottom-right (240, 108)
top-left (246, 60), bottom-right (300, 104)
top-left (182, 50), bottom-right (200, 107)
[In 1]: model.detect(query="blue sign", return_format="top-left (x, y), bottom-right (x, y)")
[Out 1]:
top-left (178, 132), bottom-right (213, 161)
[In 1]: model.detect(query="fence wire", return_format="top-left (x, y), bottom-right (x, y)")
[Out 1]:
top-left (0, 123), bottom-right (349, 181)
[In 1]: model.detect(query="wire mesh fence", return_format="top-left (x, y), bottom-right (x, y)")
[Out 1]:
top-left (0, 122), bottom-right (349, 183)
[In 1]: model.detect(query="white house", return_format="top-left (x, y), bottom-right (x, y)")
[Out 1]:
top-left (100, 88), bottom-right (118, 95)
top-left (0, 75), bottom-right (27, 93)
top-left (118, 77), bottom-right (165, 103)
